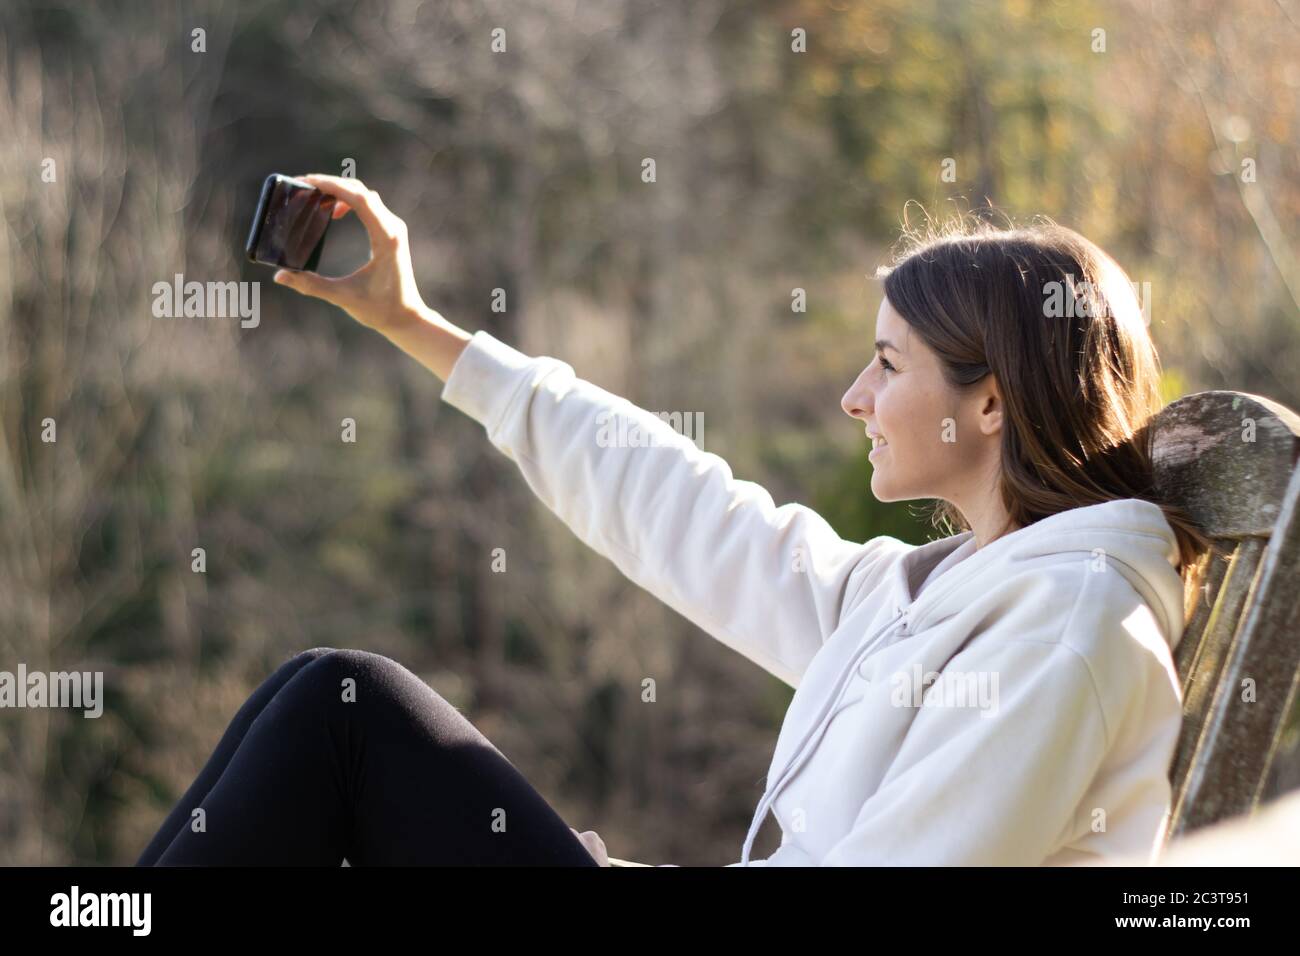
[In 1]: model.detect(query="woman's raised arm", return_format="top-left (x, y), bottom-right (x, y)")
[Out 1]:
top-left (276, 175), bottom-right (899, 687)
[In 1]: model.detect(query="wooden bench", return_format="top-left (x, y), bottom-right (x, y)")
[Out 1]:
top-left (1154, 390), bottom-right (1300, 842)
top-left (611, 389), bottom-right (1300, 867)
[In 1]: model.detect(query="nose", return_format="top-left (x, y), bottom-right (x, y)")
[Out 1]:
top-left (841, 365), bottom-right (874, 421)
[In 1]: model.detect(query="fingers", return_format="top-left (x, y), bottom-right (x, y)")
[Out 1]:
top-left (291, 174), bottom-right (345, 216)
top-left (296, 174), bottom-right (404, 247)
top-left (273, 267), bottom-right (349, 306)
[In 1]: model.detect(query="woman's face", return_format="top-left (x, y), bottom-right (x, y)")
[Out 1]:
top-left (840, 296), bottom-right (999, 505)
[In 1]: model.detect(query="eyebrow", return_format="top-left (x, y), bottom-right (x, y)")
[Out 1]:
top-left (874, 339), bottom-right (903, 354)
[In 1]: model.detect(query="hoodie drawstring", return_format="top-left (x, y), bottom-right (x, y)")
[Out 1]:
top-left (739, 605), bottom-right (908, 866)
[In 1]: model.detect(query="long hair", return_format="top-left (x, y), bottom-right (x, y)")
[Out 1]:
top-left (875, 213), bottom-right (1212, 623)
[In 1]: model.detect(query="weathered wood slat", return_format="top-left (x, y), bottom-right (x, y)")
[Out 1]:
top-left (1150, 390), bottom-right (1300, 537)
top-left (1168, 463), bottom-right (1300, 836)
top-left (1168, 537), bottom-right (1265, 796)
top-left (1153, 389), bottom-right (1300, 844)
top-left (1173, 543), bottom-right (1229, 682)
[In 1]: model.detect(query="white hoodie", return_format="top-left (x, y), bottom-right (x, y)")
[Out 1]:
top-left (440, 330), bottom-right (1188, 867)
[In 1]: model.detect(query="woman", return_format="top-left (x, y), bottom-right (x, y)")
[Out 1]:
top-left (139, 174), bottom-right (1208, 866)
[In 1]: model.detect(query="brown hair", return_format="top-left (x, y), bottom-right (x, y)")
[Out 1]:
top-left (875, 212), bottom-right (1211, 623)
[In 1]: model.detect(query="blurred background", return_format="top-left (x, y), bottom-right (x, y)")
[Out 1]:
top-left (1, 0), bottom-right (1297, 865)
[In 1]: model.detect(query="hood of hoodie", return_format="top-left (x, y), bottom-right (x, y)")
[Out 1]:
top-left (886, 498), bottom-right (1187, 650)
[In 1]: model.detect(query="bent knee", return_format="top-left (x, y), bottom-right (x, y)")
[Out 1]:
top-left (293, 647), bottom-right (414, 691)
top-left (291, 646), bottom-right (340, 666)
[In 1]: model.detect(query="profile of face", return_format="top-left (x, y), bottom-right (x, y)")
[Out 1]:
top-left (840, 296), bottom-right (1004, 507)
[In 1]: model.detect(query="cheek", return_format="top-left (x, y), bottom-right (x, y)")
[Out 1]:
top-left (874, 384), bottom-right (903, 436)
top-left (879, 384), bottom-right (953, 463)
top-left (875, 383), bottom-right (926, 449)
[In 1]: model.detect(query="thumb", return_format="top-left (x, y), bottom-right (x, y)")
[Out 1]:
top-left (273, 268), bottom-right (341, 304)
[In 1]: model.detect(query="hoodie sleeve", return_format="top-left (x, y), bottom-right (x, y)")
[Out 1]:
top-left (440, 330), bottom-right (896, 688)
top-left (819, 627), bottom-right (1112, 865)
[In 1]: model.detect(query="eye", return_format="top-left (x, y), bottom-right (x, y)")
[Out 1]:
top-left (878, 354), bottom-right (896, 374)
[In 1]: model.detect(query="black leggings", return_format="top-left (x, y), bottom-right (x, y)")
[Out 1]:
top-left (136, 647), bottom-right (600, 866)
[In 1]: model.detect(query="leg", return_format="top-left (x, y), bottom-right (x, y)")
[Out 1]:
top-left (145, 648), bottom-right (600, 866)
top-left (136, 646), bottom-right (336, 865)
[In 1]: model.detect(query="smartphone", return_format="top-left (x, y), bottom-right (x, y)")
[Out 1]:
top-left (245, 174), bottom-right (337, 272)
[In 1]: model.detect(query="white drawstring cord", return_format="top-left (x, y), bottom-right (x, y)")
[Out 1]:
top-left (739, 606), bottom-right (908, 866)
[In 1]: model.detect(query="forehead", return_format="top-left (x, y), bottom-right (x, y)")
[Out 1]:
top-left (873, 296), bottom-right (911, 349)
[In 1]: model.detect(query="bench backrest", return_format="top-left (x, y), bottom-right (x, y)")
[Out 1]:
top-left (1151, 390), bottom-right (1300, 840)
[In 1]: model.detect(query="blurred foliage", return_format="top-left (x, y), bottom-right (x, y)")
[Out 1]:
top-left (0, 0), bottom-right (1296, 865)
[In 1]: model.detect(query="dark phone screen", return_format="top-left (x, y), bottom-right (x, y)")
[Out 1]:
top-left (252, 178), bottom-right (336, 271)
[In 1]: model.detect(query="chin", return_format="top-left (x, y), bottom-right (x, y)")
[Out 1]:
top-left (869, 473), bottom-right (899, 503)
top-left (870, 467), bottom-right (919, 504)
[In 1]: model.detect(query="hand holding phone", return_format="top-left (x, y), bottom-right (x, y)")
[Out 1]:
top-left (245, 174), bottom-right (337, 271)
top-left (269, 173), bottom-right (474, 377)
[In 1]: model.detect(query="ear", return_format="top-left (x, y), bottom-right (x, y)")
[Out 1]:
top-left (977, 376), bottom-right (1004, 438)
